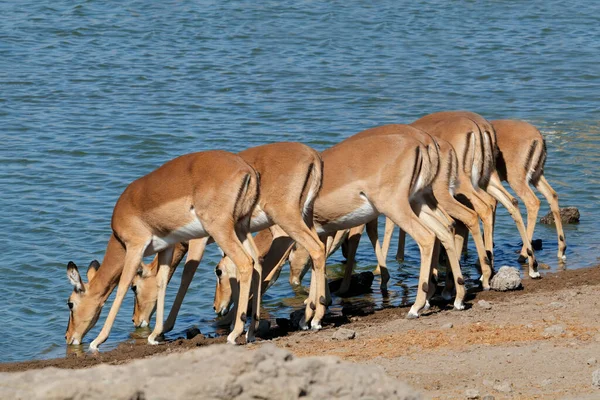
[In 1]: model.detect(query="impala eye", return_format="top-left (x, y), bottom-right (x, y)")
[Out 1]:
top-left (67, 301), bottom-right (74, 310)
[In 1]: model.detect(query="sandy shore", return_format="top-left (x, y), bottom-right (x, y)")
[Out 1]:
top-left (2, 266), bottom-right (600, 399)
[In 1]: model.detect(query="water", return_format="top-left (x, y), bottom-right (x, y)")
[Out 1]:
top-left (1, 0), bottom-right (599, 363)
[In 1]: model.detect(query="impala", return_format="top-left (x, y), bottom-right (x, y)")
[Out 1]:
top-left (130, 142), bottom-right (326, 337)
top-left (492, 119), bottom-right (567, 261)
top-left (65, 150), bottom-right (260, 349)
top-left (216, 129), bottom-right (446, 318)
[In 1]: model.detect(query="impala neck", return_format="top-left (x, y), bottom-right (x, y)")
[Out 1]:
top-left (88, 233), bottom-right (127, 303)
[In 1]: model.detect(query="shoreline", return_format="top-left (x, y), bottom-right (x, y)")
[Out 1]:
top-left (3, 264), bottom-right (600, 397)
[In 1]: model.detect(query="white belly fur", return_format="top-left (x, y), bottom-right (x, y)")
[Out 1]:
top-left (249, 207), bottom-right (273, 232)
top-left (145, 213), bottom-right (208, 256)
top-left (318, 195), bottom-right (378, 234)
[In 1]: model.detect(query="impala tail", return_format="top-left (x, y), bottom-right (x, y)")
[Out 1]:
top-left (410, 143), bottom-right (436, 196)
top-left (526, 137), bottom-right (547, 186)
top-left (300, 157), bottom-right (324, 220)
top-left (447, 146), bottom-right (459, 196)
top-left (234, 170), bottom-right (261, 223)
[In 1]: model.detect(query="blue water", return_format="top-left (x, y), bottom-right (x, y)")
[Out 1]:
top-left (1, 1), bottom-right (599, 362)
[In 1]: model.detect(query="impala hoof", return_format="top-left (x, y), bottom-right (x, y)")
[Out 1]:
top-left (529, 271), bottom-right (541, 279)
top-left (245, 332), bottom-right (256, 343)
top-left (299, 316), bottom-right (309, 331)
top-left (227, 333), bottom-right (239, 345)
top-left (310, 320), bottom-right (322, 331)
top-left (423, 300), bottom-right (431, 310)
top-left (441, 289), bottom-right (453, 302)
top-left (453, 301), bottom-right (465, 311)
top-left (89, 340), bottom-right (99, 352)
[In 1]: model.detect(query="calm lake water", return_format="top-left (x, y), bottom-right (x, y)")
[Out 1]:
top-left (1, 1), bottom-right (599, 362)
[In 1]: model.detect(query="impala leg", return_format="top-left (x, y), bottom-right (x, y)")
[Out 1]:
top-left (427, 239), bottom-right (442, 306)
top-left (90, 244), bottom-right (146, 350)
top-left (487, 174), bottom-right (539, 278)
top-left (509, 179), bottom-right (541, 261)
top-left (338, 224), bottom-right (364, 295)
top-left (535, 175), bottom-right (567, 260)
top-left (463, 190), bottom-right (495, 267)
top-left (244, 232), bottom-right (262, 343)
top-left (164, 237), bottom-right (208, 334)
top-left (419, 205), bottom-right (465, 310)
top-left (210, 228), bottom-right (255, 345)
top-left (378, 201), bottom-right (435, 319)
top-left (381, 216), bottom-right (395, 267)
top-left (396, 230), bottom-right (406, 261)
top-left (366, 219), bottom-right (389, 291)
top-left (148, 247), bottom-right (175, 344)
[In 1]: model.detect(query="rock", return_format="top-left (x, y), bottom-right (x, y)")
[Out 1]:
top-left (465, 388), bottom-right (480, 399)
top-left (588, 358), bottom-right (598, 366)
top-left (0, 344), bottom-right (422, 399)
top-left (532, 239), bottom-right (543, 250)
top-left (549, 301), bottom-right (564, 309)
top-left (332, 328), bottom-right (356, 340)
top-left (477, 300), bottom-right (493, 310)
top-left (482, 396), bottom-right (495, 400)
top-left (543, 324), bottom-right (566, 337)
top-left (541, 378), bottom-right (552, 387)
top-left (256, 320), bottom-right (271, 337)
top-left (482, 379), bottom-right (495, 387)
top-left (593, 369), bottom-right (600, 388)
top-left (493, 381), bottom-right (513, 393)
top-left (441, 322), bottom-right (454, 329)
top-left (185, 326), bottom-right (201, 340)
top-left (540, 207), bottom-right (580, 224)
top-left (490, 266), bottom-right (522, 292)
top-left (289, 309), bottom-right (305, 330)
top-left (329, 271), bottom-right (375, 296)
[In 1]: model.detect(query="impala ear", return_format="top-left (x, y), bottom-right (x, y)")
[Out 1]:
top-left (67, 262), bottom-right (85, 293)
top-left (87, 260), bottom-right (99, 282)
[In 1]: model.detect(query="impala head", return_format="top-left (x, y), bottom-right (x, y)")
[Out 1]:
top-left (131, 266), bottom-right (158, 328)
top-left (213, 256), bottom-right (238, 316)
top-left (65, 260), bottom-right (101, 345)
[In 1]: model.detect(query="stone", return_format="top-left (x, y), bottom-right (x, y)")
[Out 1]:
top-left (543, 324), bottom-right (566, 337)
top-left (441, 322), bottom-right (454, 329)
top-left (477, 300), bottom-right (492, 310)
top-left (256, 319), bottom-right (271, 337)
top-left (588, 358), bottom-right (598, 366)
top-left (0, 344), bottom-right (422, 399)
top-left (185, 326), bottom-right (201, 340)
top-left (532, 239), bottom-right (543, 250)
top-left (482, 396), bottom-right (495, 400)
top-left (493, 381), bottom-right (513, 393)
top-left (593, 369), bottom-right (600, 388)
top-left (332, 328), bottom-right (356, 340)
top-left (541, 378), bottom-right (553, 387)
top-left (549, 301), bottom-right (565, 309)
top-left (465, 388), bottom-right (480, 399)
top-left (490, 266), bottom-right (522, 292)
top-left (540, 207), bottom-right (580, 224)
top-left (329, 271), bottom-right (375, 296)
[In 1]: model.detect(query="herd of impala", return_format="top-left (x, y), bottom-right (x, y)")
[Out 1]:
top-left (64, 111), bottom-right (567, 350)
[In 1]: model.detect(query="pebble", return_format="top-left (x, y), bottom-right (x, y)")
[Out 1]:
top-left (185, 326), bottom-right (201, 340)
top-left (543, 324), bottom-right (566, 337)
top-left (477, 300), bottom-right (492, 310)
top-left (332, 328), bottom-right (356, 340)
top-left (465, 388), bottom-right (480, 399)
top-left (441, 323), bottom-right (454, 329)
top-left (541, 378), bottom-right (552, 387)
top-left (588, 358), bottom-right (598, 366)
top-left (489, 266), bottom-right (522, 292)
top-left (482, 396), bottom-right (495, 400)
top-left (493, 381), bottom-right (513, 393)
top-left (592, 369), bottom-right (600, 388)
top-left (482, 379), bottom-right (495, 387)
top-left (549, 301), bottom-right (564, 309)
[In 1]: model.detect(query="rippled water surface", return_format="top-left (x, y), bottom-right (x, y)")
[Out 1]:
top-left (1, 1), bottom-right (599, 362)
